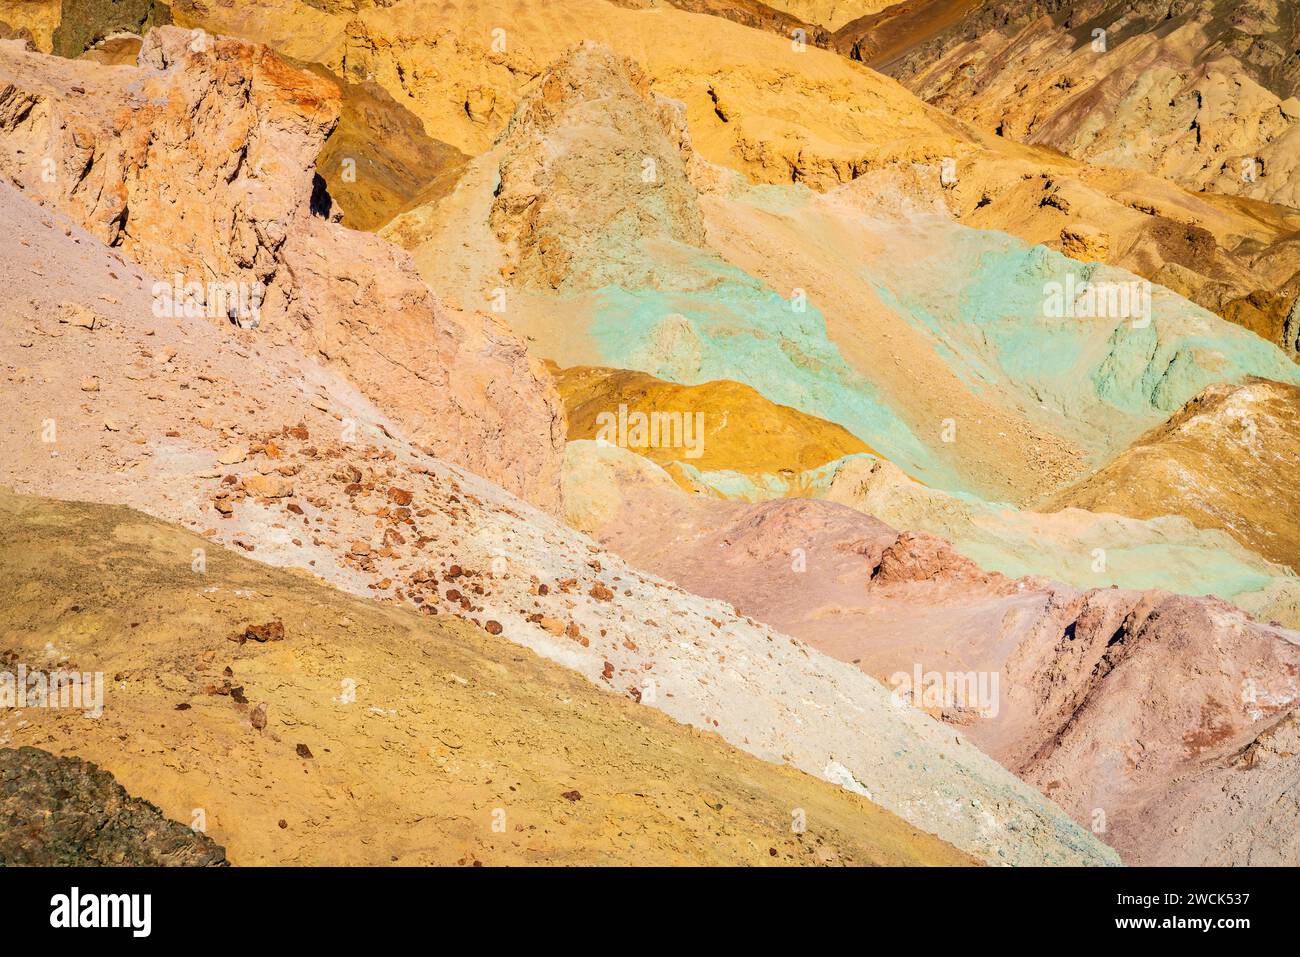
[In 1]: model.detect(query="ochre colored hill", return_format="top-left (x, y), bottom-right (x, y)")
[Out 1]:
top-left (1048, 378), bottom-right (1300, 571)
top-left (554, 364), bottom-right (874, 495)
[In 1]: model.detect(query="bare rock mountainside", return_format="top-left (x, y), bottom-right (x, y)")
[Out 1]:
top-left (0, 0), bottom-right (1297, 873)
top-left (840, 0), bottom-right (1300, 207)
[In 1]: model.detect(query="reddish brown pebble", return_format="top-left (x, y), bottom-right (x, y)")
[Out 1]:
top-left (244, 620), bottom-right (284, 642)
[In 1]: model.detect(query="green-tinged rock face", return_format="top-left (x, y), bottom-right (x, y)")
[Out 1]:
top-left (867, 227), bottom-right (1300, 462)
top-left (587, 258), bottom-right (950, 489)
top-left (582, 214), bottom-right (1300, 499)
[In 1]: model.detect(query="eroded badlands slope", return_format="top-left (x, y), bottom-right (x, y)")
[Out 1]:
top-left (0, 0), bottom-right (1250, 364)
top-left (392, 38), bottom-right (1300, 536)
top-left (0, 32), bottom-right (1113, 865)
top-left (11, 0), bottom-right (1300, 348)
top-left (2, 3), bottom-right (1295, 872)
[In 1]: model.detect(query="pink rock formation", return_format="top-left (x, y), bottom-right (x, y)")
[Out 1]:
top-left (871, 530), bottom-right (1006, 587)
top-left (568, 441), bottom-right (1300, 865)
top-left (0, 27), bottom-right (565, 511)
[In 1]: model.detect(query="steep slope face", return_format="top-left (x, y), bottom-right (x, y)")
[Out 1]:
top-left (0, 747), bottom-right (228, 866)
top-left (0, 181), bottom-right (1114, 866)
top-left (0, 491), bottom-right (980, 867)
top-left (841, 0), bottom-right (1300, 209)
top-left (0, 29), bottom-right (565, 512)
top-left (565, 441), bottom-right (1300, 865)
top-left (1048, 378), bottom-right (1300, 570)
top-left (699, 0), bottom-right (1300, 348)
top-left (554, 364), bottom-right (874, 497)
top-left (822, 206), bottom-right (1300, 457)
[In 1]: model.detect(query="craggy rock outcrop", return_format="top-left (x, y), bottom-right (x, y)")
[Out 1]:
top-left (0, 746), bottom-right (228, 866)
top-left (0, 28), bottom-right (337, 299)
top-left (0, 27), bottom-right (565, 512)
top-left (870, 530), bottom-right (1005, 587)
top-left (489, 41), bottom-right (707, 291)
top-left (838, 0), bottom-right (1300, 208)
